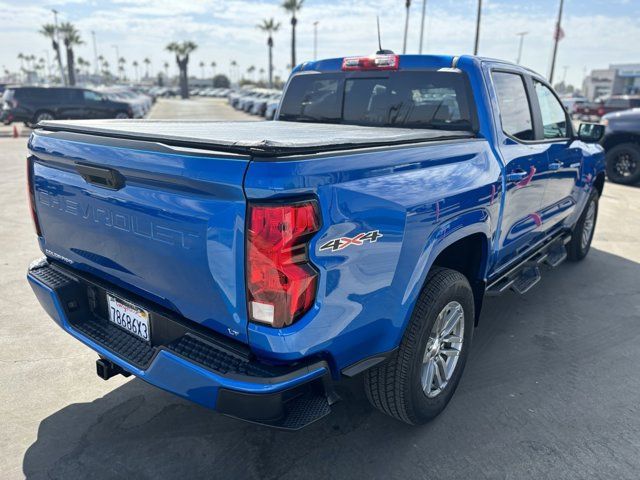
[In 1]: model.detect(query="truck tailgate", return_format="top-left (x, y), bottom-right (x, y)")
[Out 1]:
top-left (29, 130), bottom-right (251, 342)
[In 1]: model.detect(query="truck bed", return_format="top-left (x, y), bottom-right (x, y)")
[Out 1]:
top-left (37, 119), bottom-right (474, 156)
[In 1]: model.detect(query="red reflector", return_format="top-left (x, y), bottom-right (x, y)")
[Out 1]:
top-left (342, 54), bottom-right (399, 71)
top-left (247, 202), bottom-right (320, 328)
top-left (26, 157), bottom-right (42, 236)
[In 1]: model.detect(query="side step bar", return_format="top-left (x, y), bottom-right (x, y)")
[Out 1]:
top-left (486, 233), bottom-right (571, 296)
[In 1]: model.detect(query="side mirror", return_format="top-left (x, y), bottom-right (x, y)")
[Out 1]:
top-left (577, 123), bottom-right (605, 143)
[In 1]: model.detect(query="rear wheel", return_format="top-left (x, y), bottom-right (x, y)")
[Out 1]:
top-left (114, 112), bottom-right (129, 119)
top-left (606, 143), bottom-right (640, 185)
top-left (33, 111), bottom-right (54, 125)
top-left (364, 267), bottom-right (474, 424)
top-left (567, 190), bottom-right (599, 262)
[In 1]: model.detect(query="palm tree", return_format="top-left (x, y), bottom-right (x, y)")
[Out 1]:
top-left (132, 60), bottom-right (139, 82)
top-left (143, 57), bottom-right (151, 78)
top-left (247, 65), bottom-right (256, 82)
top-left (39, 24), bottom-right (66, 85)
top-left (163, 61), bottom-right (170, 79)
top-left (118, 57), bottom-right (126, 80)
top-left (210, 61), bottom-right (216, 78)
top-left (282, 0), bottom-right (303, 69)
top-left (165, 41), bottom-right (197, 99)
top-left (199, 61), bottom-right (205, 79)
top-left (230, 60), bottom-right (238, 84)
top-left (259, 67), bottom-right (265, 83)
top-left (58, 22), bottom-right (83, 86)
top-left (257, 18), bottom-right (281, 88)
top-left (77, 57), bottom-right (88, 77)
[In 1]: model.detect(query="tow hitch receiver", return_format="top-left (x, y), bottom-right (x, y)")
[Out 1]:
top-left (96, 358), bottom-right (131, 380)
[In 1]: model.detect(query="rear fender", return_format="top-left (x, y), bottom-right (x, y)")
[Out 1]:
top-left (400, 209), bottom-right (491, 336)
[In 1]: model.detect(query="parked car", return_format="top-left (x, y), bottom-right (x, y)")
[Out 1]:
top-left (1, 86), bottom-right (132, 126)
top-left (576, 95), bottom-right (640, 121)
top-left (250, 92), bottom-right (281, 116)
top-left (264, 98), bottom-right (280, 120)
top-left (26, 53), bottom-right (605, 430)
top-left (99, 87), bottom-right (151, 118)
top-left (561, 95), bottom-right (588, 116)
top-left (601, 108), bottom-right (640, 184)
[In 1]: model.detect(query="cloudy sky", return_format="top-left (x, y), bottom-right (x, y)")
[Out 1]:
top-left (1, 0), bottom-right (638, 86)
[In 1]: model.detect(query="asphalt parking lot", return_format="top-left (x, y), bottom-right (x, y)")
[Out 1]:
top-left (1, 98), bottom-right (640, 480)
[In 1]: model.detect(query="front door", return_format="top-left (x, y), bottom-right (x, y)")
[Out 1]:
top-left (531, 79), bottom-right (582, 232)
top-left (490, 70), bottom-right (549, 271)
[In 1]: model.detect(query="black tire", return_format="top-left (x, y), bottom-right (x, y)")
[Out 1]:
top-left (364, 267), bottom-right (474, 425)
top-left (567, 190), bottom-right (599, 262)
top-left (606, 143), bottom-right (640, 185)
top-left (33, 111), bottom-right (55, 125)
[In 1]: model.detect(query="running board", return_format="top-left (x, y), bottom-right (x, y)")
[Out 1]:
top-left (486, 233), bottom-right (571, 296)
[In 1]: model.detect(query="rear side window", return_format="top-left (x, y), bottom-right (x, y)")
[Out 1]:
top-left (2, 89), bottom-right (13, 102)
top-left (279, 77), bottom-right (341, 122)
top-left (492, 72), bottom-right (534, 141)
top-left (279, 71), bottom-right (476, 131)
top-left (83, 90), bottom-right (103, 101)
top-left (533, 81), bottom-right (568, 139)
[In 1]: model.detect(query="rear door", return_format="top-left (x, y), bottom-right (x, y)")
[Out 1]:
top-left (29, 132), bottom-right (252, 342)
top-left (57, 89), bottom-right (88, 119)
top-left (530, 79), bottom-right (581, 231)
top-left (490, 70), bottom-right (549, 271)
top-left (82, 90), bottom-right (109, 119)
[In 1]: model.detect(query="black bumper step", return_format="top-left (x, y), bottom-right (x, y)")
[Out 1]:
top-left (30, 263), bottom-right (312, 379)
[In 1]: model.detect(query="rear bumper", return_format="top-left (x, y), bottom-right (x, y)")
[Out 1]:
top-left (27, 259), bottom-right (334, 429)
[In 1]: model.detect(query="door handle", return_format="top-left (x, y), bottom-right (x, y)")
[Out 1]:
top-left (76, 163), bottom-right (125, 190)
top-left (506, 170), bottom-right (528, 183)
top-left (549, 161), bottom-right (563, 171)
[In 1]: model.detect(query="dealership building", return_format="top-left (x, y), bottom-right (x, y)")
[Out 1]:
top-left (582, 63), bottom-right (640, 101)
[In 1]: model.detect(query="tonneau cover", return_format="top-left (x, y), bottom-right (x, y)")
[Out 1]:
top-left (37, 119), bottom-right (474, 156)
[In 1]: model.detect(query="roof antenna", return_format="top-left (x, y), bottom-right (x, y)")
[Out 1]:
top-left (376, 16), bottom-right (394, 55)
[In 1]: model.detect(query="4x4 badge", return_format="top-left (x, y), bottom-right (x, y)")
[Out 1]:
top-left (319, 230), bottom-right (383, 252)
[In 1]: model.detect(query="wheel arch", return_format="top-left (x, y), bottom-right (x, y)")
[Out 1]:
top-left (601, 132), bottom-right (640, 151)
top-left (401, 210), bottom-right (492, 337)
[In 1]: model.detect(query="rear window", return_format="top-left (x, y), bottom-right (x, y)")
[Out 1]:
top-left (279, 71), bottom-right (476, 131)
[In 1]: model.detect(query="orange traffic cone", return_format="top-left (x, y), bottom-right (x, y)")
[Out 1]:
top-left (12, 125), bottom-right (19, 138)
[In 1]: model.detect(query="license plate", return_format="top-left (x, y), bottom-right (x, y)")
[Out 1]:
top-left (107, 294), bottom-right (151, 342)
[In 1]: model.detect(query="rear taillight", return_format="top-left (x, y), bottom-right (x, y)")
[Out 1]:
top-left (342, 54), bottom-right (399, 71)
top-left (26, 157), bottom-right (42, 236)
top-left (597, 107), bottom-right (605, 117)
top-left (246, 202), bottom-right (320, 328)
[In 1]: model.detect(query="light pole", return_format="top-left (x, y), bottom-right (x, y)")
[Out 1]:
top-left (51, 9), bottom-right (67, 85)
top-left (515, 31), bottom-right (528, 64)
top-left (418, 0), bottom-right (427, 54)
top-left (473, 0), bottom-right (482, 55)
top-left (548, 0), bottom-right (565, 84)
top-left (313, 21), bottom-right (319, 60)
top-left (91, 31), bottom-right (98, 75)
top-left (402, 0), bottom-right (411, 54)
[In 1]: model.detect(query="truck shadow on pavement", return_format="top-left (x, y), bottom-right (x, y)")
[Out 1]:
top-left (23, 248), bottom-right (640, 480)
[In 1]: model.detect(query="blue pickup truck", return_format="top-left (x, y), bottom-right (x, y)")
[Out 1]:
top-left (26, 53), bottom-right (605, 429)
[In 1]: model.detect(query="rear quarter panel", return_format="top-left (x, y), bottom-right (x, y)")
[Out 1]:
top-left (244, 139), bottom-right (501, 371)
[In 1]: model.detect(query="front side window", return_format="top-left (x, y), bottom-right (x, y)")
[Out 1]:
top-left (534, 81), bottom-right (568, 139)
top-left (492, 71), bottom-right (534, 141)
top-left (83, 90), bottom-right (103, 102)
